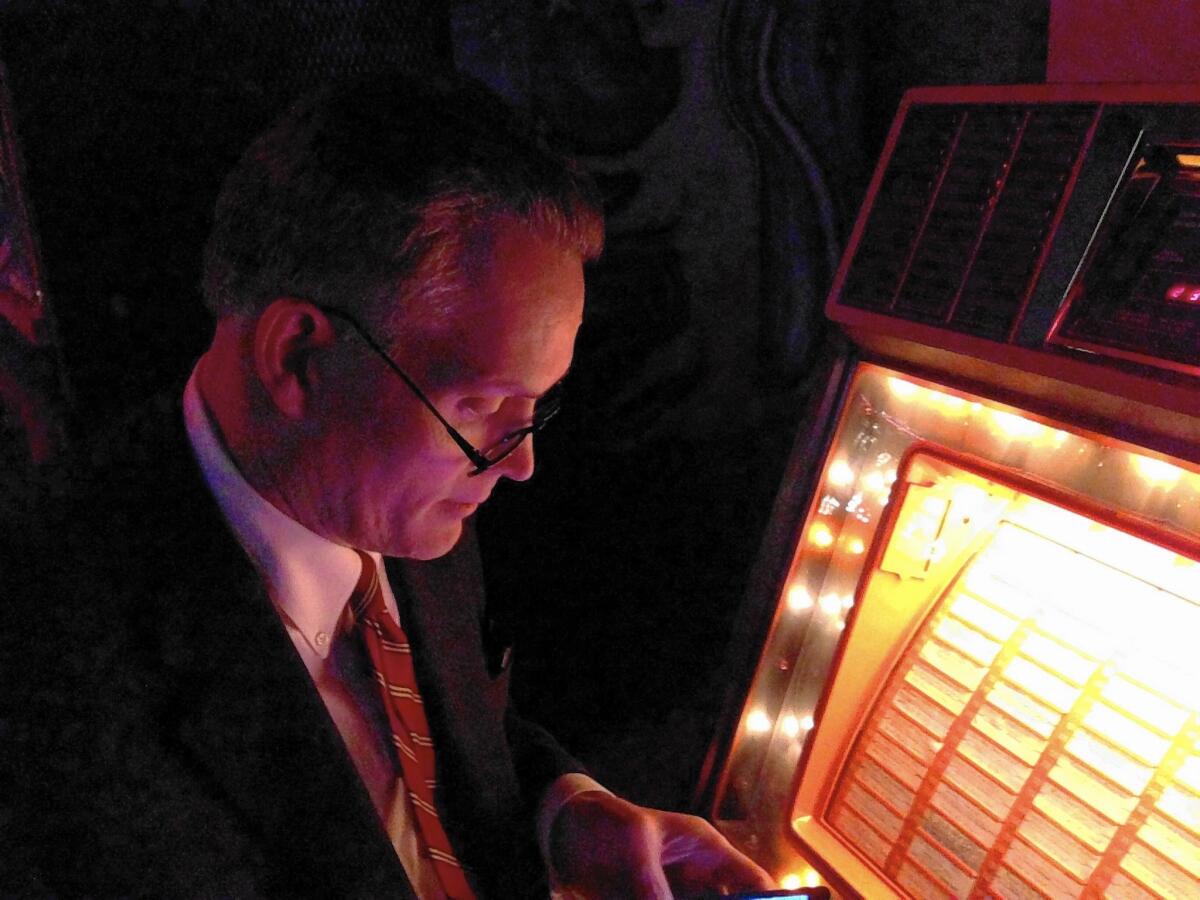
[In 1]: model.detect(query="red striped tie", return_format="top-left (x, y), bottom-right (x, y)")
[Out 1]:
top-left (350, 550), bottom-right (476, 899)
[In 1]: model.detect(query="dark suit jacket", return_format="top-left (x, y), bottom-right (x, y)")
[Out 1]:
top-left (5, 392), bottom-right (579, 898)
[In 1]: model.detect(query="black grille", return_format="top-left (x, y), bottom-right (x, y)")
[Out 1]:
top-left (841, 103), bottom-right (1096, 340)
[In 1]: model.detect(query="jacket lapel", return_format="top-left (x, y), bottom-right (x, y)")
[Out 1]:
top-left (169, 580), bottom-right (413, 897)
top-left (142, 398), bottom-right (415, 897)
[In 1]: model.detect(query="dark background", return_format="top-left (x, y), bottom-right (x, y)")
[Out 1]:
top-left (0, 0), bottom-right (1047, 811)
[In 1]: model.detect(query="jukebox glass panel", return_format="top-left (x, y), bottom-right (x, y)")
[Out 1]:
top-left (713, 363), bottom-right (1200, 896)
top-left (824, 452), bottom-right (1200, 898)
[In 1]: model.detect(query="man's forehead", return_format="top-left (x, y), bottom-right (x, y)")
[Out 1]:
top-left (423, 337), bottom-right (573, 397)
top-left (392, 216), bottom-right (585, 391)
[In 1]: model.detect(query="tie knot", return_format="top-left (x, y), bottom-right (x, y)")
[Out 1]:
top-left (348, 549), bottom-right (386, 625)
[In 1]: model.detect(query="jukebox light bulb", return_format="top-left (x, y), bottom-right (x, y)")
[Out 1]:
top-left (819, 593), bottom-right (843, 616)
top-left (863, 470), bottom-right (887, 494)
top-left (828, 459), bottom-right (855, 486)
top-left (780, 873), bottom-right (803, 890)
top-left (746, 709), bottom-right (772, 733)
top-left (786, 585), bottom-right (813, 612)
top-left (808, 523), bottom-right (835, 548)
top-left (781, 714), bottom-right (800, 737)
top-left (991, 409), bottom-right (1045, 440)
top-left (847, 537), bottom-right (866, 555)
top-left (1133, 454), bottom-right (1185, 486)
top-left (888, 377), bottom-right (919, 399)
top-left (928, 389), bottom-right (967, 412)
top-left (801, 714), bottom-right (814, 730)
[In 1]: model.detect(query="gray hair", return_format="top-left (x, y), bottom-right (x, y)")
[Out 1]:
top-left (202, 74), bottom-right (603, 340)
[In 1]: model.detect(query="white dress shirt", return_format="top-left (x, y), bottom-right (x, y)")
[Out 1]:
top-left (182, 368), bottom-right (603, 897)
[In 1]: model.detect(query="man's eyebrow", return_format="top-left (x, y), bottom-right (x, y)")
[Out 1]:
top-left (464, 371), bottom-right (567, 400)
top-left (482, 379), bottom-right (563, 401)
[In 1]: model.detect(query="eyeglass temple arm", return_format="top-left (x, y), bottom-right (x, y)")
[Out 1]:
top-left (316, 305), bottom-right (492, 470)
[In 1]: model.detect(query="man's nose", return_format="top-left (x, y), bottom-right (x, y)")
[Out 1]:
top-left (498, 436), bottom-right (536, 482)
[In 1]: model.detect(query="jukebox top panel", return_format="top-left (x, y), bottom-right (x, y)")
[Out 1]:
top-left (827, 84), bottom-right (1200, 410)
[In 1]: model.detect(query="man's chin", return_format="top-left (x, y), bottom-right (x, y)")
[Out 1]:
top-left (395, 520), bottom-right (465, 561)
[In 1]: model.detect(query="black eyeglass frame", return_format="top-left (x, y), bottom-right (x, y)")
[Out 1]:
top-left (316, 304), bottom-right (562, 476)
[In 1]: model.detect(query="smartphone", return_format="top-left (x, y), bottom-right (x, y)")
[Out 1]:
top-left (711, 890), bottom-right (832, 900)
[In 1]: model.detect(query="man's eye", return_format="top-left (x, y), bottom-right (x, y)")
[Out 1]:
top-left (458, 397), bottom-right (503, 420)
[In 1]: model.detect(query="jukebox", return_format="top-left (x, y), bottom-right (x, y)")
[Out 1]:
top-left (702, 85), bottom-right (1200, 899)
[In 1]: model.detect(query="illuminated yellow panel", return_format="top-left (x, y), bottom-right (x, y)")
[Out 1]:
top-left (1015, 809), bottom-right (1099, 881)
top-left (719, 366), bottom-right (1200, 900)
top-left (816, 453), bottom-right (1200, 900)
top-left (943, 754), bottom-right (1016, 822)
top-left (986, 682), bottom-right (1062, 739)
top-left (864, 732), bottom-right (925, 792)
top-left (1137, 812), bottom-right (1200, 879)
top-left (930, 780), bottom-right (1002, 845)
top-left (1002, 833), bottom-right (1088, 897)
top-left (1033, 780), bottom-right (1118, 852)
top-left (1120, 841), bottom-right (1200, 897)
top-left (919, 637), bottom-right (988, 690)
top-left (1049, 754), bottom-right (1139, 825)
top-left (959, 728), bottom-right (1030, 794)
top-left (949, 592), bottom-right (1020, 641)
top-left (1101, 677), bottom-right (1189, 736)
top-left (1157, 782), bottom-right (1200, 833)
top-left (1004, 656), bottom-right (1080, 713)
top-left (904, 662), bottom-right (972, 715)
top-left (934, 617), bottom-right (1002, 666)
top-left (1080, 703), bottom-right (1171, 767)
top-left (1022, 632), bottom-right (1100, 686)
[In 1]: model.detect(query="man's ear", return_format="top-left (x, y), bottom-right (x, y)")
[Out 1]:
top-left (252, 298), bottom-right (337, 418)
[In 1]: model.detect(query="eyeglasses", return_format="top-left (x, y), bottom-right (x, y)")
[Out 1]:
top-left (317, 305), bottom-right (562, 476)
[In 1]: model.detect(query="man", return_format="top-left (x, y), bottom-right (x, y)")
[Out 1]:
top-left (8, 76), bottom-right (774, 897)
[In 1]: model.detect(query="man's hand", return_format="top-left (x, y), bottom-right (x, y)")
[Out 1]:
top-left (548, 790), bottom-right (776, 899)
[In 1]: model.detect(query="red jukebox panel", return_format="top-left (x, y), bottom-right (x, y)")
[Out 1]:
top-left (703, 85), bottom-right (1200, 900)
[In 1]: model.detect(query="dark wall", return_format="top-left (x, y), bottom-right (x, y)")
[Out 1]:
top-left (0, 0), bottom-right (449, 429)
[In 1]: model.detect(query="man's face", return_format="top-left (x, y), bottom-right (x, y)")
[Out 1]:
top-left (305, 218), bottom-right (585, 559)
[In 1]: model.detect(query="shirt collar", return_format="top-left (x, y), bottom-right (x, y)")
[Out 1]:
top-left (182, 364), bottom-right (372, 658)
